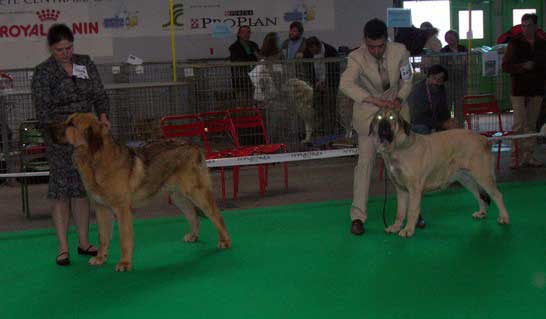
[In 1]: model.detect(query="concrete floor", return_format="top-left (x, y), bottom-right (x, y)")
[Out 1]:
top-left (0, 145), bottom-right (545, 233)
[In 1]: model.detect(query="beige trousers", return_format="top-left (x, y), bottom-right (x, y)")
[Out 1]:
top-left (510, 96), bottom-right (543, 161)
top-left (350, 104), bottom-right (378, 222)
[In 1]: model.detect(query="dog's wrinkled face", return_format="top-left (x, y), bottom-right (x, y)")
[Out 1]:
top-left (369, 109), bottom-right (411, 147)
top-left (50, 113), bottom-right (104, 153)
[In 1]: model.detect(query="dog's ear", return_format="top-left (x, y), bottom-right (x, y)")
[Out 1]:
top-left (399, 117), bottom-right (412, 136)
top-left (85, 126), bottom-right (103, 154)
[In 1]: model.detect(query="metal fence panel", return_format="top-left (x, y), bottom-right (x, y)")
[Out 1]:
top-left (1, 53), bottom-right (518, 177)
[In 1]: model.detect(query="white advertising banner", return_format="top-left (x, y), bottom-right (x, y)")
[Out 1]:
top-left (0, 0), bottom-right (335, 41)
top-left (0, 0), bottom-right (334, 69)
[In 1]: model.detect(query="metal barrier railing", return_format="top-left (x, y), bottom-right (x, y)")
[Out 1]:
top-left (1, 53), bottom-right (515, 178)
top-left (1, 53), bottom-right (540, 219)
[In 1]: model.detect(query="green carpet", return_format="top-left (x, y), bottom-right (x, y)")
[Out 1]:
top-left (1, 182), bottom-right (545, 319)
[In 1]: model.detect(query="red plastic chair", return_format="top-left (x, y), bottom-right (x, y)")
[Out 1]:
top-left (198, 111), bottom-right (259, 199)
top-left (228, 107), bottom-right (288, 199)
top-left (462, 94), bottom-right (518, 170)
top-left (160, 114), bottom-right (230, 201)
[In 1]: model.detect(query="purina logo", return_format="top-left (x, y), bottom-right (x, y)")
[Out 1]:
top-left (36, 9), bottom-right (60, 22)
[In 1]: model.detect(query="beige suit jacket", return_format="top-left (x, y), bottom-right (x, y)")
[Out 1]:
top-left (339, 41), bottom-right (413, 132)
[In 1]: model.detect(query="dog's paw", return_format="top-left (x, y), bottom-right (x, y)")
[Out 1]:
top-left (88, 255), bottom-right (107, 266)
top-left (385, 224), bottom-right (402, 233)
top-left (115, 262), bottom-right (132, 272)
top-left (497, 215), bottom-right (510, 225)
top-left (472, 211), bottom-right (487, 219)
top-left (183, 233), bottom-right (199, 243)
top-left (398, 227), bottom-right (415, 238)
top-left (218, 239), bottom-right (231, 249)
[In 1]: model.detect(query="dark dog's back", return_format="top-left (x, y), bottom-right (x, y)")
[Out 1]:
top-left (129, 140), bottom-right (206, 202)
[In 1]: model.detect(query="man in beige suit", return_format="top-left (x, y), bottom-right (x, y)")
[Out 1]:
top-left (339, 18), bottom-right (413, 235)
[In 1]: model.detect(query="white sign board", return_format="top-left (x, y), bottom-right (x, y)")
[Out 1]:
top-left (0, 0), bottom-right (335, 68)
top-left (387, 8), bottom-right (412, 28)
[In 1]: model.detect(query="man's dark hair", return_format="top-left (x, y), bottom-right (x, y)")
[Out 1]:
top-left (364, 18), bottom-right (388, 40)
top-left (305, 36), bottom-right (321, 48)
top-left (521, 13), bottom-right (538, 25)
top-left (47, 24), bottom-right (74, 46)
top-left (289, 21), bottom-right (304, 33)
top-left (427, 64), bottom-right (448, 82)
top-left (420, 22), bottom-right (433, 29)
top-left (237, 25), bottom-right (251, 39)
top-left (445, 30), bottom-right (460, 41)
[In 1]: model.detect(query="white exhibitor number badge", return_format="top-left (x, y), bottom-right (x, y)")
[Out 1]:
top-left (400, 63), bottom-right (411, 81)
top-left (73, 64), bottom-right (89, 79)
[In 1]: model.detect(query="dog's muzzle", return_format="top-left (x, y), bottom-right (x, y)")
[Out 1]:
top-left (378, 119), bottom-right (394, 144)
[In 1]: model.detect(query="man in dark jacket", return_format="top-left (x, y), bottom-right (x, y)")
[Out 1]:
top-left (408, 64), bottom-right (458, 134)
top-left (229, 26), bottom-right (260, 103)
top-left (303, 36), bottom-right (340, 136)
top-left (502, 13), bottom-right (546, 168)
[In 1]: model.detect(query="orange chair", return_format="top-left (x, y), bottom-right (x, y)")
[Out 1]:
top-left (462, 94), bottom-right (518, 170)
top-left (228, 107), bottom-right (288, 199)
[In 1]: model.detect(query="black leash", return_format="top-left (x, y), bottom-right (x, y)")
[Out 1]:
top-left (381, 160), bottom-right (388, 228)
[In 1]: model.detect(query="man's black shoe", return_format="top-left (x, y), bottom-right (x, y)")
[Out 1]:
top-left (351, 220), bottom-right (365, 235)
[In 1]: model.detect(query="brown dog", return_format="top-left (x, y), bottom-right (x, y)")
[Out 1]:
top-left (369, 109), bottom-right (510, 238)
top-left (53, 113), bottom-right (231, 271)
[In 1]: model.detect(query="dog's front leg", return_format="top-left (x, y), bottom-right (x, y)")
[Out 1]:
top-left (115, 206), bottom-right (134, 272)
top-left (386, 188), bottom-right (408, 234)
top-left (88, 203), bottom-right (113, 267)
top-left (398, 188), bottom-right (422, 238)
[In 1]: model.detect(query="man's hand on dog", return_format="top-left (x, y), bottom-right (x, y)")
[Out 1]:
top-left (389, 98), bottom-right (403, 110)
top-left (367, 96), bottom-right (402, 109)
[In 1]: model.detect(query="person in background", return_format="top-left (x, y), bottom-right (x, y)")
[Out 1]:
top-left (502, 13), bottom-right (545, 168)
top-left (229, 25), bottom-right (260, 104)
top-left (440, 29), bottom-right (467, 126)
top-left (256, 32), bottom-right (284, 142)
top-left (303, 36), bottom-right (340, 136)
top-left (31, 24), bottom-right (110, 266)
top-left (229, 25), bottom-right (260, 61)
top-left (282, 21), bottom-right (306, 59)
top-left (408, 64), bottom-right (458, 134)
top-left (260, 32), bottom-right (284, 60)
top-left (420, 22), bottom-right (442, 53)
top-left (496, 23), bottom-right (546, 44)
top-left (339, 18), bottom-right (413, 235)
top-left (441, 30), bottom-right (467, 53)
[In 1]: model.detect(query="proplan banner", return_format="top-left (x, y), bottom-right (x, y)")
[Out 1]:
top-left (158, 0), bottom-right (335, 35)
top-left (0, 0), bottom-right (335, 42)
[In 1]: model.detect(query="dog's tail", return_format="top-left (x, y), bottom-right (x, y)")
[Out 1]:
top-left (195, 149), bottom-right (211, 219)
